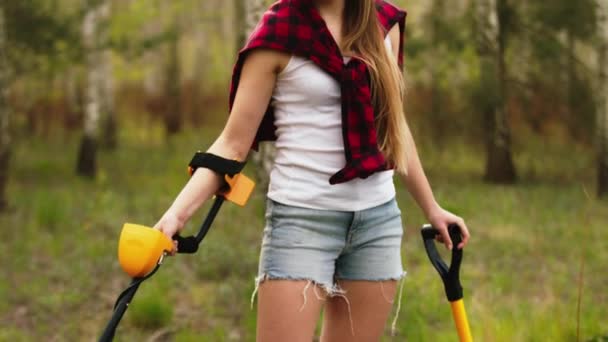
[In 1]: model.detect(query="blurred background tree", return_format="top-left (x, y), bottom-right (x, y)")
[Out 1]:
top-left (474, 0), bottom-right (517, 183)
top-left (77, 0), bottom-right (111, 178)
top-left (598, 0), bottom-right (608, 196)
top-left (1, 0), bottom-right (81, 205)
top-left (0, 1), bottom-right (9, 210)
top-left (528, 0), bottom-right (598, 141)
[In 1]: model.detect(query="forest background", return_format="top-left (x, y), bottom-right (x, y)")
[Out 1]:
top-left (0, 0), bottom-right (607, 341)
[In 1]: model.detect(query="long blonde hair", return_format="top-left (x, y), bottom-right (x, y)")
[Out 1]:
top-left (342, 0), bottom-right (409, 174)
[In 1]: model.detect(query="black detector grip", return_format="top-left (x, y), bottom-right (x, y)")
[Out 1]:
top-left (171, 196), bottom-right (225, 254)
top-left (421, 224), bottom-right (464, 302)
top-left (172, 235), bottom-right (199, 254)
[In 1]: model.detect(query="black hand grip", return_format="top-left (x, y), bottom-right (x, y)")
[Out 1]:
top-left (421, 224), bottom-right (464, 302)
top-left (421, 224), bottom-right (463, 246)
top-left (171, 196), bottom-right (225, 254)
top-left (172, 235), bottom-right (199, 254)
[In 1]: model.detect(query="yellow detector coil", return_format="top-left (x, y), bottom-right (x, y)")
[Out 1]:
top-left (118, 223), bottom-right (174, 278)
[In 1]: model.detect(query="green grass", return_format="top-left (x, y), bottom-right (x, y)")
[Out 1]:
top-left (0, 123), bottom-right (606, 341)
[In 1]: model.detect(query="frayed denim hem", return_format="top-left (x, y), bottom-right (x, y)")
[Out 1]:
top-left (251, 274), bottom-right (346, 308)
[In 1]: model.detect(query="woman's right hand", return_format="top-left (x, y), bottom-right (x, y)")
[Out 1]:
top-left (154, 212), bottom-right (184, 254)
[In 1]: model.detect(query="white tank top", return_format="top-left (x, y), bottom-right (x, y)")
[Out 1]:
top-left (266, 36), bottom-right (396, 211)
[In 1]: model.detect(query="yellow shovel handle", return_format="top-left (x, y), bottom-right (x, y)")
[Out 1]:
top-left (450, 299), bottom-right (473, 342)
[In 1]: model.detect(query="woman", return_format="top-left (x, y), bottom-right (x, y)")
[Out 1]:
top-left (155, 0), bottom-right (470, 340)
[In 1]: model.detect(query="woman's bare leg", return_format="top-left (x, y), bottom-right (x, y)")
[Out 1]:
top-left (320, 280), bottom-right (398, 342)
top-left (256, 280), bottom-right (326, 342)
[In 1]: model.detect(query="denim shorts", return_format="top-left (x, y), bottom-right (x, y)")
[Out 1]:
top-left (254, 197), bottom-right (406, 294)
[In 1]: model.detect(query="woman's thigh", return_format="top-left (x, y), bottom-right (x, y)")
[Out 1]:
top-left (256, 280), bottom-right (326, 342)
top-left (320, 280), bottom-right (398, 342)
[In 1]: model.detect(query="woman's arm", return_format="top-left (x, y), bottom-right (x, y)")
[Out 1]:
top-left (388, 26), bottom-right (470, 249)
top-left (154, 49), bottom-right (289, 244)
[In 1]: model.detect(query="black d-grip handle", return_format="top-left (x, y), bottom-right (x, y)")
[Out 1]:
top-left (172, 235), bottom-right (199, 254)
top-left (171, 196), bottom-right (225, 254)
top-left (421, 224), bottom-right (464, 302)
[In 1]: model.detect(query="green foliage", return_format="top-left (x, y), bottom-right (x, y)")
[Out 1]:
top-left (3, 0), bottom-right (82, 76)
top-left (568, 71), bottom-right (598, 138)
top-left (128, 287), bottom-right (174, 330)
top-left (34, 193), bottom-right (65, 231)
top-left (4, 1), bottom-right (80, 55)
top-left (0, 328), bottom-right (30, 341)
top-left (108, 1), bottom-right (169, 58)
top-left (386, 1), bottom-right (604, 183)
top-left (530, 0), bottom-right (598, 40)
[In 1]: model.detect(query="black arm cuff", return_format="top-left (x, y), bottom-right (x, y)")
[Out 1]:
top-left (188, 152), bottom-right (246, 177)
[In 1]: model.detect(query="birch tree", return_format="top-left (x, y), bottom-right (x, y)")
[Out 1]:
top-left (598, 0), bottom-right (608, 197)
top-left (160, 1), bottom-right (184, 137)
top-left (100, 48), bottom-right (117, 149)
top-left (427, 0), bottom-right (445, 149)
top-left (0, 3), bottom-right (10, 210)
top-left (475, 0), bottom-right (516, 183)
top-left (77, 2), bottom-right (110, 177)
top-left (234, 0), bottom-right (246, 50)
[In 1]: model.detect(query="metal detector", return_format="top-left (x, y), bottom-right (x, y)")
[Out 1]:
top-left (98, 173), bottom-right (255, 342)
top-left (421, 224), bottom-right (473, 342)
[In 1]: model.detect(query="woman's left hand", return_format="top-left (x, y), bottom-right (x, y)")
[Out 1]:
top-left (425, 206), bottom-right (470, 250)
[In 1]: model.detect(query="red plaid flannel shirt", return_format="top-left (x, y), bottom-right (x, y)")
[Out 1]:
top-left (229, 0), bottom-right (407, 184)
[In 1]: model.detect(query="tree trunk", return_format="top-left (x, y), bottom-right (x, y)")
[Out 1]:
top-left (476, 0), bottom-right (516, 183)
top-left (566, 30), bottom-right (580, 139)
top-left (234, 0), bottom-right (247, 50)
top-left (245, 0), bottom-right (265, 36)
top-left (520, 1), bottom-right (542, 134)
top-left (77, 3), bottom-right (107, 178)
top-left (64, 68), bottom-right (83, 131)
top-left (598, 0), bottom-right (608, 197)
top-left (0, 5), bottom-right (11, 210)
top-left (192, 0), bottom-right (213, 125)
top-left (164, 26), bottom-right (182, 136)
top-left (429, 0), bottom-right (445, 150)
top-left (100, 48), bottom-right (117, 149)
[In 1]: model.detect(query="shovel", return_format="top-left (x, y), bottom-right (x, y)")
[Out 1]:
top-left (98, 173), bottom-right (255, 342)
top-left (421, 224), bottom-right (472, 342)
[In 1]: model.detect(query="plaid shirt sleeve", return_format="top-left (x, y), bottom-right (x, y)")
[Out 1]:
top-left (376, 0), bottom-right (407, 69)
